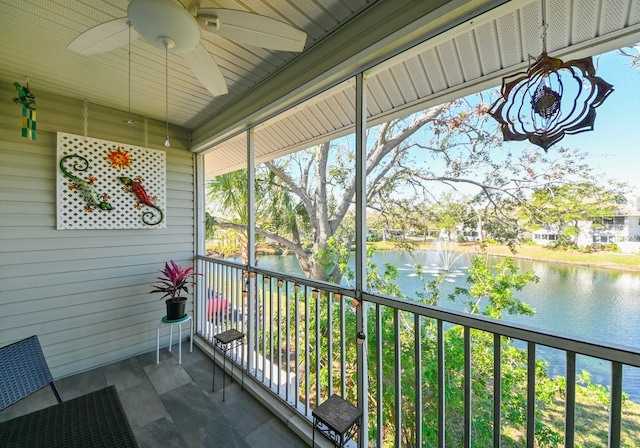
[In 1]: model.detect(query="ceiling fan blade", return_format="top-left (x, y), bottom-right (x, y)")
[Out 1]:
top-left (197, 8), bottom-right (306, 52)
top-left (182, 43), bottom-right (229, 96)
top-left (68, 17), bottom-right (140, 55)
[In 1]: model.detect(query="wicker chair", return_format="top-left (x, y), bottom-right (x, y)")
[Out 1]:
top-left (0, 335), bottom-right (63, 411)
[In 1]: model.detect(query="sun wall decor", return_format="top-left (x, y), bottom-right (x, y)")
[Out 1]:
top-left (57, 132), bottom-right (166, 229)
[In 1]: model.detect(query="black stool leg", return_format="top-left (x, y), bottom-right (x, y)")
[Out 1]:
top-left (222, 348), bottom-right (227, 402)
top-left (240, 342), bottom-right (244, 391)
top-left (212, 358), bottom-right (216, 392)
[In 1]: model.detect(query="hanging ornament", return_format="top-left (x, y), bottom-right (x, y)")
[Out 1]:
top-left (119, 176), bottom-right (164, 225)
top-left (488, 1), bottom-right (613, 152)
top-left (12, 81), bottom-right (37, 140)
top-left (489, 53), bottom-right (613, 151)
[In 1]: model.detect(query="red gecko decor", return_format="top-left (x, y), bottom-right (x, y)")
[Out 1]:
top-left (119, 176), bottom-right (164, 225)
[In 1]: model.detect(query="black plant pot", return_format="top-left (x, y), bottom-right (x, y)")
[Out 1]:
top-left (165, 298), bottom-right (187, 320)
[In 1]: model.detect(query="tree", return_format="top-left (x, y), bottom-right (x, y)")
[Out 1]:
top-left (207, 94), bottom-right (626, 281)
top-left (206, 167), bottom-right (311, 263)
top-left (519, 182), bottom-right (626, 247)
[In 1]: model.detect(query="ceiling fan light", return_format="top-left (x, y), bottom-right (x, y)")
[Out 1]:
top-left (127, 0), bottom-right (200, 53)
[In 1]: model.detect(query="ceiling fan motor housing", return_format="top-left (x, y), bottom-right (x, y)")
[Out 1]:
top-left (127, 0), bottom-right (201, 53)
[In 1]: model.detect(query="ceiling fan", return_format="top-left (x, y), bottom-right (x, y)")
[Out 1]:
top-left (67, 0), bottom-right (307, 97)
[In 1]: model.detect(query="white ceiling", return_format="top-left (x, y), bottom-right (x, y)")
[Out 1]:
top-left (0, 0), bottom-right (377, 129)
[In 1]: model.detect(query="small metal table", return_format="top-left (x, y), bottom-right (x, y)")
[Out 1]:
top-left (212, 328), bottom-right (245, 401)
top-left (312, 394), bottom-right (362, 447)
top-left (0, 385), bottom-right (138, 448)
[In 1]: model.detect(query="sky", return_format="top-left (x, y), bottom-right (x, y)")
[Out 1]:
top-left (399, 46), bottom-right (640, 203)
top-left (538, 48), bottom-right (640, 197)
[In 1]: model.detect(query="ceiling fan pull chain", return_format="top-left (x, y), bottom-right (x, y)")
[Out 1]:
top-left (83, 99), bottom-right (88, 139)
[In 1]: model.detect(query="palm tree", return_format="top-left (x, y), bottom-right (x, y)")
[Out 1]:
top-left (206, 166), bottom-right (309, 264)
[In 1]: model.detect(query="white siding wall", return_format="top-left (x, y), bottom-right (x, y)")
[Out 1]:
top-left (0, 81), bottom-right (195, 378)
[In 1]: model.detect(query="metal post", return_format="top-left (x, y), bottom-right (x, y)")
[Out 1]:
top-left (354, 71), bottom-right (368, 447)
top-left (247, 129), bottom-right (256, 374)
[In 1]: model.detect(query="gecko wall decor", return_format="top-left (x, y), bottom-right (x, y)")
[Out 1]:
top-left (59, 154), bottom-right (113, 212)
top-left (119, 176), bottom-right (164, 226)
top-left (57, 132), bottom-right (166, 230)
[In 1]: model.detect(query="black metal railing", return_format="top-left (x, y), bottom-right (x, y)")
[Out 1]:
top-left (195, 256), bottom-right (640, 447)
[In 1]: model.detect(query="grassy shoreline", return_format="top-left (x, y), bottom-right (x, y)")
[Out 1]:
top-left (369, 240), bottom-right (640, 272)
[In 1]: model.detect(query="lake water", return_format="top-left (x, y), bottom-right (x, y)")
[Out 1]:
top-left (255, 249), bottom-right (640, 401)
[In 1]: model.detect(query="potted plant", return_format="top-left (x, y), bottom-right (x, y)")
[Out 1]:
top-left (150, 260), bottom-right (201, 320)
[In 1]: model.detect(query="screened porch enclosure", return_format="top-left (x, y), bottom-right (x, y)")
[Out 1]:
top-left (197, 1), bottom-right (640, 446)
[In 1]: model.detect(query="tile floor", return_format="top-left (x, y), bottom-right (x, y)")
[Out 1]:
top-left (0, 341), bottom-right (308, 448)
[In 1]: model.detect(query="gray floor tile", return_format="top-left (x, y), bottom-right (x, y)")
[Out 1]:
top-left (245, 417), bottom-right (307, 447)
top-left (217, 387), bottom-right (273, 437)
top-left (171, 340), bottom-right (209, 366)
top-left (202, 415), bottom-right (252, 448)
top-left (135, 417), bottom-right (191, 448)
top-left (119, 378), bottom-right (172, 428)
top-left (104, 356), bottom-right (148, 391)
top-left (57, 367), bottom-right (108, 399)
top-left (143, 356), bottom-right (193, 396)
top-left (182, 357), bottom-right (216, 393)
top-left (160, 382), bottom-right (221, 433)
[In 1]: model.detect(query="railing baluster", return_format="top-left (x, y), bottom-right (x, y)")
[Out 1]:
top-left (341, 297), bottom-right (346, 398)
top-left (493, 333), bottom-right (502, 448)
top-left (304, 285), bottom-right (310, 415)
top-left (610, 361), bottom-right (623, 448)
top-left (376, 303), bottom-right (383, 448)
top-left (294, 283), bottom-right (300, 409)
top-left (415, 314), bottom-right (422, 448)
top-left (282, 282), bottom-right (291, 403)
top-left (262, 275), bottom-right (266, 382)
top-left (394, 308), bottom-right (401, 446)
top-left (527, 342), bottom-right (536, 448)
top-left (315, 288), bottom-right (321, 408)
top-left (464, 326), bottom-right (471, 448)
top-left (268, 276), bottom-right (273, 389)
top-left (437, 319), bottom-right (445, 448)
top-left (328, 293), bottom-right (333, 396)
top-left (277, 278), bottom-right (282, 396)
top-left (566, 351), bottom-right (576, 447)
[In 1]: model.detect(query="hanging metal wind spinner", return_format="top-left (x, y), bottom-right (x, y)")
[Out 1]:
top-left (489, 52), bottom-right (613, 152)
top-left (488, 5), bottom-right (614, 152)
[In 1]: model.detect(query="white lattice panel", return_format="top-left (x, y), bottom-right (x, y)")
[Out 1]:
top-left (56, 132), bottom-right (166, 230)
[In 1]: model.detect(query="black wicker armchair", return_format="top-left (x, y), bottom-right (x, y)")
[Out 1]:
top-left (0, 335), bottom-right (62, 411)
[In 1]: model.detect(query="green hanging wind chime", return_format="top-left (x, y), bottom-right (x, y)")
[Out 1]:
top-left (12, 80), bottom-right (37, 140)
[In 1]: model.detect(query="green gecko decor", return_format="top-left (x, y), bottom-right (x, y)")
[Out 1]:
top-left (59, 154), bottom-right (113, 212)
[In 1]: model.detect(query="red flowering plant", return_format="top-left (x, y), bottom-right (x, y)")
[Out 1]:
top-left (150, 260), bottom-right (201, 303)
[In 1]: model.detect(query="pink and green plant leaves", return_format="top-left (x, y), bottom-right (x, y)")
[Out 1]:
top-left (150, 260), bottom-right (201, 302)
